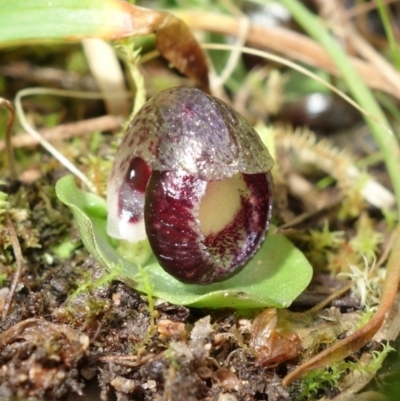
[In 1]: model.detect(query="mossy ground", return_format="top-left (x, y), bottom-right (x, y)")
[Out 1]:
top-left (1, 3), bottom-right (400, 399)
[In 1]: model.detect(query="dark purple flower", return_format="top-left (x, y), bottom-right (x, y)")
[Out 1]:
top-left (107, 87), bottom-right (273, 284)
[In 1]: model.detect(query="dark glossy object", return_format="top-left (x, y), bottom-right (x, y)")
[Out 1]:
top-left (107, 87), bottom-right (274, 284)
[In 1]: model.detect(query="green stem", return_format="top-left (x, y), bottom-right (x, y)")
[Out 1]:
top-left (278, 0), bottom-right (400, 220)
top-left (376, 0), bottom-right (400, 71)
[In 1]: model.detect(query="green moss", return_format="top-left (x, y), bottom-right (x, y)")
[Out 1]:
top-left (52, 238), bottom-right (79, 259)
top-left (0, 188), bottom-right (9, 217)
top-left (295, 342), bottom-right (394, 400)
top-left (296, 363), bottom-right (344, 400)
top-left (0, 272), bottom-right (7, 285)
top-left (363, 342), bottom-right (395, 374)
top-left (69, 261), bottom-right (124, 302)
top-left (350, 214), bottom-right (383, 263)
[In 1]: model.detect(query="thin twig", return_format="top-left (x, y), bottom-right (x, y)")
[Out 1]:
top-left (99, 355), bottom-right (138, 361)
top-left (278, 198), bottom-right (342, 230)
top-left (306, 283), bottom-right (353, 315)
top-left (2, 219), bottom-right (24, 320)
top-left (14, 88), bottom-right (127, 193)
top-left (202, 43), bottom-right (392, 135)
top-left (376, 230), bottom-right (395, 268)
top-left (175, 10), bottom-right (400, 98)
top-left (211, 0), bottom-right (249, 91)
top-left (0, 115), bottom-right (123, 151)
top-left (99, 352), bottom-right (162, 367)
top-left (348, 28), bottom-right (400, 94)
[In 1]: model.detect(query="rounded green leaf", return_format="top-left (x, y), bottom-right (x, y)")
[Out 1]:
top-left (56, 175), bottom-right (312, 308)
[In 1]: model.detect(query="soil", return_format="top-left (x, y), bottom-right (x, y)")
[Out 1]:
top-left (0, 176), bottom-right (356, 401)
top-left (1, 6), bottom-right (400, 399)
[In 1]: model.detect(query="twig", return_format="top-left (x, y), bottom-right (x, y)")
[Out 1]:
top-left (2, 219), bottom-right (24, 319)
top-left (278, 198), bottom-right (342, 230)
top-left (306, 283), bottom-right (353, 315)
top-left (175, 10), bottom-right (400, 98)
top-left (0, 115), bottom-right (123, 151)
top-left (99, 352), bottom-right (162, 367)
top-left (99, 355), bottom-right (138, 361)
top-left (348, 28), bottom-right (400, 94)
top-left (210, 0), bottom-right (249, 91)
top-left (14, 88), bottom-right (127, 193)
top-left (0, 62), bottom-right (97, 91)
top-left (202, 44), bottom-right (392, 135)
top-left (376, 230), bottom-right (395, 268)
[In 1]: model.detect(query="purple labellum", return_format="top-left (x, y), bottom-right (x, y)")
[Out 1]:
top-left (107, 87), bottom-right (274, 284)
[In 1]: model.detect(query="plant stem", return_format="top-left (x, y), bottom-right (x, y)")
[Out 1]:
top-left (376, 0), bottom-right (400, 71)
top-left (278, 0), bottom-right (400, 220)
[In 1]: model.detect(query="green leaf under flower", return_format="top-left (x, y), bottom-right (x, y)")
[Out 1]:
top-left (55, 175), bottom-right (312, 308)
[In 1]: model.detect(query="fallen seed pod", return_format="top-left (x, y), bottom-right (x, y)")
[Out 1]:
top-left (107, 87), bottom-right (274, 284)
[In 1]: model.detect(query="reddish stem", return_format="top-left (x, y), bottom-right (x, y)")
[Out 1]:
top-left (283, 226), bottom-right (400, 386)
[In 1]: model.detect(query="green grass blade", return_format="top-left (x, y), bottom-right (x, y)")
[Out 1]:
top-left (278, 0), bottom-right (400, 220)
top-left (0, 0), bottom-right (137, 47)
top-left (376, 0), bottom-right (400, 71)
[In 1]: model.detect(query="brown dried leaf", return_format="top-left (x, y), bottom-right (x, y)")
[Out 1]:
top-left (251, 308), bottom-right (301, 367)
top-left (118, 4), bottom-right (210, 92)
top-left (154, 13), bottom-right (210, 93)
